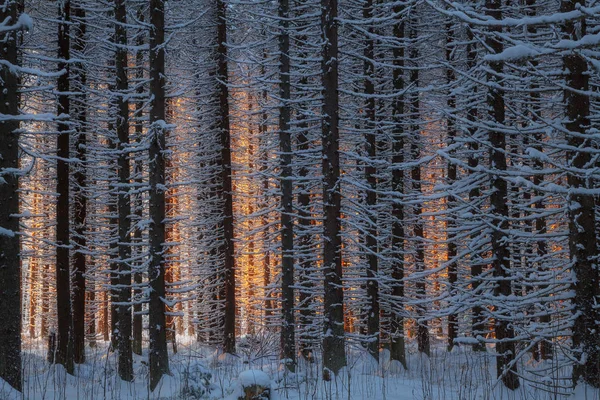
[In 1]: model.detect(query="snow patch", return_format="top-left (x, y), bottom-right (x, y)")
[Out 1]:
top-left (0, 227), bottom-right (15, 237)
top-left (238, 369), bottom-right (271, 388)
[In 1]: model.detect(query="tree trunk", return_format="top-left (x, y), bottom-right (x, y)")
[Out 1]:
top-left (561, 0), bottom-right (600, 387)
top-left (55, 0), bottom-right (74, 375)
top-left (363, 0), bottom-right (380, 362)
top-left (0, 0), bottom-right (22, 389)
top-left (216, 0), bottom-right (236, 354)
top-left (445, 14), bottom-right (458, 353)
top-left (389, 3), bottom-right (407, 368)
top-left (321, 0), bottom-right (347, 380)
top-left (466, 26), bottom-right (486, 353)
top-left (114, 0), bottom-right (133, 381)
top-left (278, 0), bottom-right (295, 373)
top-left (485, 0), bottom-right (519, 388)
top-left (132, 6), bottom-right (145, 357)
top-left (71, 0), bottom-right (87, 365)
top-left (408, 18), bottom-right (430, 358)
top-left (149, 0), bottom-right (170, 390)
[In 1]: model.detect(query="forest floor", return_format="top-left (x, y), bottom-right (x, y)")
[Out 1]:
top-left (0, 335), bottom-right (598, 400)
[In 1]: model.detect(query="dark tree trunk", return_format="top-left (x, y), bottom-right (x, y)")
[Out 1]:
top-left (466, 27), bottom-right (486, 353)
top-left (363, 0), bottom-right (380, 362)
top-left (149, 0), bottom-right (170, 390)
top-left (445, 15), bottom-right (458, 353)
top-left (294, 26), bottom-right (315, 355)
top-left (408, 18), bottom-right (430, 358)
top-left (56, 0), bottom-right (74, 375)
top-left (132, 8), bottom-right (145, 357)
top-left (560, 0), bottom-right (600, 387)
top-left (389, 3), bottom-right (407, 369)
top-left (114, 0), bottom-right (133, 381)
top-left (216, 0), bottom-right (236, 354)
top-left (294, 19), bottom-right (315, 357)
top-left (278, 0), bottom-right (296, 373)
top-left (485, 0), bottom-right (519, 389)
top-left (321, 0), bottom-right (347, 380)
top-left (71, 1), bottom-right (87, 365)
top-left (109, 132), bottom-right (118, 353)
top-left (0, 0), bottom-right (22, 390)
top-left (522, 0), bottom-right (551, 360)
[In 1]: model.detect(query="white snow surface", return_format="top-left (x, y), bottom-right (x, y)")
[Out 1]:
top-left (238, 369), bottom-right (271, 387)
top-left (1, 337), bottom-right (598, 399)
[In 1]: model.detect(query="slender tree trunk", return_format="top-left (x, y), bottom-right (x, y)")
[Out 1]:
top-left (278, 0), bottom-right (296, 373)
top-left (149, 0), bottom-right (170, 390)
top-left (86, 277), bottom-right (96, 347)
top-left (102, 290), bottom-right (109, 342)
top-left (408, 18), bottom-right (430, 358)
top-left (56, 0), bottom-right (74, 375)
top-left (41, 263), bottom-right (50, 338)
top-left (445, 15), bottom-right (458, 353)
top-left (132, 7), bottom-right (145, 357)
top-left (295, 33), bottom-right (315, 357)
top-left (216, 0), bottom-right (236, 354)
top-left (165, 99), bottom-right (178, 354)
top-left (259, 60), bottom-right (274, 325)
top-left (466, 27), bottom-right (486, 353)
top-left (389, 3), bottom-right (407, 368)
top-left (71, 1), bottom-right (87, 365)
top-left (114, 0), bottom-right (133, 381)
top-left (0, 0), bottom-right (22, 389)
top-left (363, 0), bottom-right (380, 362)
top-left (560, 0), bottom-right (600, 387)
top-left (29, 258), bottom-right (38, 338)
top-left (485, 0), bottom-right (519, 388)
top-left (321, 0), bottom-right (346, 379)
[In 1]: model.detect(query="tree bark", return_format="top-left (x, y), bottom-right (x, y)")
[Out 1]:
top-left (55, 0), bottom-right (74, 375)
top-left (560, 0), bottom-right (600, 387)
top-left (321, 0), bottom-right (347, 379)
top-left (445, 14), bottom-right (458, 353)
top-left (466, 26), bottom-right (486, 353)
top-left (485, 0), bottom-right (519, 388)
top-left (408, 18), bottom-right (430, 358)
top-left (149, 0), bottom-right (170, 390)
top-left (0, 0), bottom-right (22, 389)
top-left (216, 0), bottom-right (236, 354)
top-left (132, 8), bottom-right (145, 356)
top-left (114, 0), bottom-right (133, 381)
top-left (278, 0), bottom-right (296, 373)
top-left (389, 3), bottom-right (407, 368)
top-left (363, 0), bottom-right (380, 362)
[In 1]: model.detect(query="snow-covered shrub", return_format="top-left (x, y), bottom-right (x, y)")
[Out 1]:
top-left (180, 360), bottom-right (213, 399)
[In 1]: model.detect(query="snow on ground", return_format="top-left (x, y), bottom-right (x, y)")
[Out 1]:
top-left (1, 336), bottom-right (598, 399)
